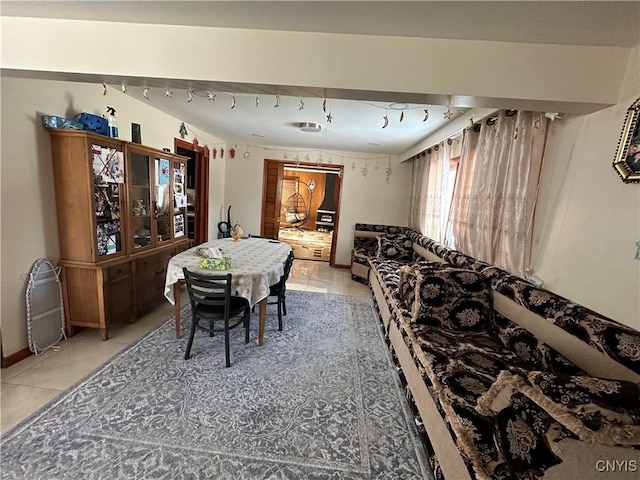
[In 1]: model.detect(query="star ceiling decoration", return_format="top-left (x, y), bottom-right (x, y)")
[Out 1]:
top-left (164, 89), bottom-right (173, 98)
top-left (207, 91), bottom-right (216, 101)
top-left (443, 108), bottom-right (454, 120)
top-left (326, 112), bottom-right (333, 123)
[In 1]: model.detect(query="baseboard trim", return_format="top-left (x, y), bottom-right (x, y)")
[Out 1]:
top-left (333, 263), bottom-right (351, 269)
top-left (2, 346), bottom-right (32, 368)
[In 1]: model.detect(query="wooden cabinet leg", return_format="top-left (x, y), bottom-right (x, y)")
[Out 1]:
top-left (99, 328), bottom-right (109, 341)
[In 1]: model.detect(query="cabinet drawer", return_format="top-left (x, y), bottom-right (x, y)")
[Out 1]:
top-left (105, 262), bottom-right (131, 282)
top-left (136, 252), bottom-right (172, 271)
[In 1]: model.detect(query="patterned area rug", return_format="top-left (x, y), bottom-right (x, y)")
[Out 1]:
top-left (1, 291), bottom-right (432, 479)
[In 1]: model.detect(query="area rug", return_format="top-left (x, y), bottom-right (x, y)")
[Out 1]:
top-left (1, 291), bottom-right (432, 479)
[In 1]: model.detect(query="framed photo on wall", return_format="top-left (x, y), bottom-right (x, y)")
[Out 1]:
top-left (613, 97), bottom-right (640, 183)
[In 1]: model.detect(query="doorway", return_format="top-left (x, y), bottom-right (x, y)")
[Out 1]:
top-left (174, 138), bottom-right (210, 246)
top-left (260, 159), bottom-right (343, 266)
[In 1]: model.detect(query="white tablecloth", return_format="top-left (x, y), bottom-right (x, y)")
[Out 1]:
top-left (164, 237), bottom-right (292, 307)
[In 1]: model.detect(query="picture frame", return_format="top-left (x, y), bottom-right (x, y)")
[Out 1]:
top-left (612, 97), bottom-right (640, 183)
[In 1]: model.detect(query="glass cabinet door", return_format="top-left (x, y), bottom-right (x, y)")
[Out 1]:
top-left (172, 160), bottom-right (187, 239)
top-left (91, 143), bottom-right (125, 257)
top-left (155, 157), bottom-right (172, 243)
top-left (129, 151), bottom-right (153, 250)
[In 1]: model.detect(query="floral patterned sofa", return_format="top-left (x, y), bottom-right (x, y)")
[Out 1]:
top-left (352, 223), bottom-right (640, 479)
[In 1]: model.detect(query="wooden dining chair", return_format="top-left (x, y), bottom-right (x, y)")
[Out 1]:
top-left (266, 251), bottom-right (295, 330)
top-left (182, 269), bottom-right (250, 367)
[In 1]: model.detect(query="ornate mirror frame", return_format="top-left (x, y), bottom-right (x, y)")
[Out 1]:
top-left (613, 97), bottom-right (640, 183)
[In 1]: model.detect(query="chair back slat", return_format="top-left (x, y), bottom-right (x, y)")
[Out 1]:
top-left (183, 270), bottom-right (232, 309)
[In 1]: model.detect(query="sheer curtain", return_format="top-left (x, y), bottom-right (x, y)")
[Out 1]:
top-left (409, 143), bottom-right (450, 243)
top-left (448, 111), bottom-right (548, 276)
top-left (423, 143), bottom-right (450, 242)
top-left (409, 154), bottom-right (428, 234)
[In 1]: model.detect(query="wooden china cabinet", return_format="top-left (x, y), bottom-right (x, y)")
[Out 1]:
top-left (48, 130), bottom-right (190, 340)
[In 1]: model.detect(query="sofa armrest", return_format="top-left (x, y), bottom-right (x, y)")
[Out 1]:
top-left (477, 371), bottom-right (640, 447)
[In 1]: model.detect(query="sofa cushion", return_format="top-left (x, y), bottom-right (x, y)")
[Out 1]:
top-left (397, 262), bottom-right (445, 311)
top-left (477, 370), bottom-right (640, 447)
top-left (402, 267), bottom-right (493, 331)
top-left (376, 233), bottom-right (415, 262)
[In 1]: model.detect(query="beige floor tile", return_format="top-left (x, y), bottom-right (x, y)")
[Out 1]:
top-left (3, 340), bottom-right (127, 391)
top-left (1, 383), bottom-right (62, 434)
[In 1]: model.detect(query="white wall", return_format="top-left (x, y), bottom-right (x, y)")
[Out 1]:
top-left (223, 146), bottom-right (412, 266)
top-left (532, 97), bottom-right (640, 330)
top-left (531, 46), bottom-right (640, 330)
top-left (0, 76), bottom-right (225, 356)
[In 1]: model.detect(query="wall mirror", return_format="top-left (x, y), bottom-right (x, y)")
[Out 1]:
top-left (613, 97), bottom-right (640, 183)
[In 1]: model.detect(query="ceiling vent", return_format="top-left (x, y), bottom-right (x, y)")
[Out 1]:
top-left (298, 122), bottom-right (321, 132)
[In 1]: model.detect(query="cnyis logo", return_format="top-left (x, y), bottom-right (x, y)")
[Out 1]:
top-left (595, 460), bottom-right (638, 472)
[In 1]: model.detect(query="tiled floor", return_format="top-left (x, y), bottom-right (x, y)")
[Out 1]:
top-left (0, 260), bottom-right (370, 434)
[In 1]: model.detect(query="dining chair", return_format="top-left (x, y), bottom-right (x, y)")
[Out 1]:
top-left (266, 251), bottom-right (295, 330)
top-left (182, 268), bottom-right (250, 367)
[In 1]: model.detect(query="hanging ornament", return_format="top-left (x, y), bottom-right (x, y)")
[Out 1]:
top-left (103, 82), bottom-right (107, 95)
top-left (283, 152), bottom-right (288, 159)
top-left (361, 160), bottom-right (368, 177)
top-left (326, 112), bottom-right (333, 123)
top-left (244, 146), bottom-right (251, 159)
top-left (230, 147), bottom-right (236, 159)
top-left (351, 160), bottom-right (355, 170)
top-left (322, 99), bottom-right (327, 113)
top-left (382, 114), bottom-right (389, 129)
top-left (179, 122), bottom-right (188, 139)
top-left (400, 110), bottom-right (404, 122)
top-left (534, 118), bottom-right (541, 129)
top-left (164, 89), bottom-right (173, 98)
top-left (385, 158), bottom-right (393, 184)
top-left (317, 153), bottom-right (323, 166)
top-left (375, 159), bottom-right (380, 170)
top-left (274, 95), bottom-right (281, 107)
top-left (207, 91), bottom-right (216, 101)
top-left (121, 83), bottom-right (127, 94)
top-left (230, 95), bottom-right (236, 109)
top-left (221, 148), bottom-right (224, 159)
top-left (443, 107), bottom-right (454, 120)
top-left (143, 87), bottom-right (150, 100)
top-left (304, 153), bottom-right (311, 162)
top-left (255, 95), bottom-right (259, 108)
top-left (212, 147), bottom-right (217, 159)
top-left (423, 109), bottom-right (429, 122)
top-left (298, 99), bottom-right (304, 111)
top-left (187, 90), bottom-right (193, 103)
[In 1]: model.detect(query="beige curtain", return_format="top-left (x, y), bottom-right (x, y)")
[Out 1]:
top-left (423, 143), bottom-right (450, 242)
top-left (409, 143), bottom-right (451, 242)
top-left (448, 111), bottom-right (548, 276)
top-left (409, 154), bottom-right (428, 233)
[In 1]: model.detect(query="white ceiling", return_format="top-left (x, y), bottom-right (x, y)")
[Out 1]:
top-left (3, 1), bottom-right (640, 155)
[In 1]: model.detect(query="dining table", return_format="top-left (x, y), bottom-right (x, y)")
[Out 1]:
top-left (164, 237), bottom-right (292, 346)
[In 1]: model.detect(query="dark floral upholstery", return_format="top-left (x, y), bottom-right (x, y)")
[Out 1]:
top-left (479, 266), bottom-right (640, 375)
top-left (376, 233), bottom-right (415, 262)
top-left (529, 371), bottom-right (640, 443)
top-left (406, 267), bottom-right (493, 332)
top-left (356, 223), bottom-right (640, 480)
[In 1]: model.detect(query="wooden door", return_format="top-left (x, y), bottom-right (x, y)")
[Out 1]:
top-left (261, 160), bottom-right (284, 238)
top-left (174, 139), bottom-right (209, 245)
